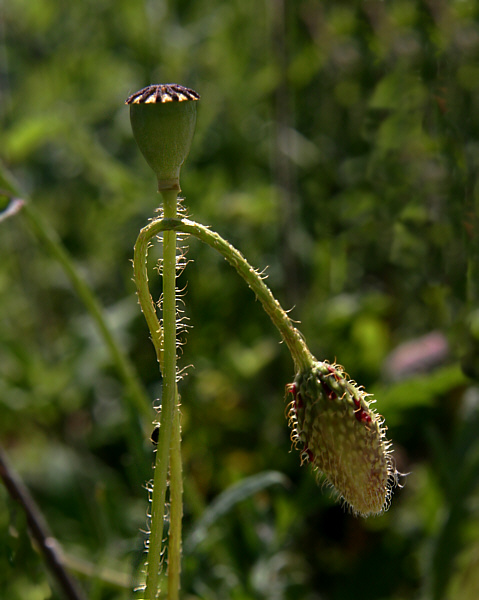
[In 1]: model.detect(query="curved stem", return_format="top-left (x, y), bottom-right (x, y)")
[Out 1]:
top-left (133, 211), bottom-right (313, 599)
top-left (135, 191), bottom-right (182, 600)
top-left (134, 226), bottom-right (167, 600)
top-left (133, 222), bottom-right (165, 372)
top-left (142, 217), bottom-right (314, 373)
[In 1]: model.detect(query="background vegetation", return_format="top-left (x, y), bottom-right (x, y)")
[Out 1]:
top-left (2, 0), bottom-right (479, 598)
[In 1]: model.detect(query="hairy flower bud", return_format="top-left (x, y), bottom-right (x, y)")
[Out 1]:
top-left (126, 83), bottom-right (200, 192)
top-left (287, 361), bottom-right (396, 516)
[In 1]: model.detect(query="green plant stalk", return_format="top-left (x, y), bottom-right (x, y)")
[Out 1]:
top-left (139, 190), bottom-right (181, 600)
top-left (134, 208), bottom-right (183, 600)
top-left (133, 225), bottom-right (167, 600)
top-left (19, 201), bottom-right (153, 422)
top-left (167, 390), bottom-right (182, 600)
top-left (133, 209), bottom-right (182, 597)
top-left (142, 216), bottom-right (314, 373)
top-left (162, 191), bottom-right (182, 600)
top-left (133, 223), bottom-right (165, 372)
top-left (22, 202), bottom-right (154, 481)
top-left (134, 209), bottom-right (312, 599)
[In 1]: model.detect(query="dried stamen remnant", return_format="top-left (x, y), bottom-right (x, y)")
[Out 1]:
top-left (126, 84), bottom-right (200, 105)
top-left (286, 361), bottom-right (396, 516)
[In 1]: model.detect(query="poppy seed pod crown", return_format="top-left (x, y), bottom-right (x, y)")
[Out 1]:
top-left (126, 84), bottom-right (200, 192)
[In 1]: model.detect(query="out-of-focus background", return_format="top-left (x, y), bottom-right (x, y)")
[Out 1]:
top-left (2, 1), bottom-right (479, 598)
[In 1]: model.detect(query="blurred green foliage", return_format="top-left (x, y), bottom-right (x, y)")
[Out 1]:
top-left (2, 0), bottom-right (479, 598)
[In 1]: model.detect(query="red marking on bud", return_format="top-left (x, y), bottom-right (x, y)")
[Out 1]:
top-left (355, 409), bottom-right (372, 424)
top-left (287, 382), bottom-right (303, 409)
top-left (302, 446), bottom-right (313, 462)
top-left (295, 392), bottom-right (303, 409)
top-left (321, 379), bottom-right (337, 401)
top-left (326, 364), bottom-right (341, 382)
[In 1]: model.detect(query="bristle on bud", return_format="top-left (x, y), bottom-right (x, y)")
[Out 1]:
top-left (286, 361), bottom-right (396, 516)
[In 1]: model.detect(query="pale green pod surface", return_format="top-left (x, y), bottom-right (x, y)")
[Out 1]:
top-left (126, 84), bottom-right (200, 192)
top-left (286, 361), bottom-right (397, 516)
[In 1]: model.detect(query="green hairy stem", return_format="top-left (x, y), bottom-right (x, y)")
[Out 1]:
top-left (133, 192), bottom-right (182, 600)
top-left (22, 201), bottom-right (153, 423)
top-left (143, 216), bottom-right (314, 373)
top-left (133, 212), bottom-right (313, 599)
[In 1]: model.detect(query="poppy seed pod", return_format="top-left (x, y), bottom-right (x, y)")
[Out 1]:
top-left (126, 84), bottom-right (200, 192)
top-left (287, 361), bottom-right (397, 516)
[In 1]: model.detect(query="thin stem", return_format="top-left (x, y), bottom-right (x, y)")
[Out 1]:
top-left (5, 163), bottom-right (151, 423)
top-left (134, 225), bottom-right (168, 598)
top-left (133, 224), bottom-right (165, 372)
top-left (140, 190), bottom-right (181, 600)
top-left (0, 444), bottom-right (86, 600)
top-left (134, 210), bottom-right (312, 599)
top-left (142, 217), bottom-right (314, 373)
top-left (167, 389), bottom-right (182, 600)
top-left (161, 191), bottom-right (182, 600)
top-left (134, 200), bottom-right (183, 600)
top-left (22, 201), bottom-right (152, 423)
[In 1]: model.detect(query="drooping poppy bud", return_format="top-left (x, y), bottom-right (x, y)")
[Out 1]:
top-left (286, 361), bottom-right (396, 516)
top-left (126, 83), bottom-right (200, 192)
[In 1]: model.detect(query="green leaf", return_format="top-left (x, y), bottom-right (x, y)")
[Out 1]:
top-left (184, 471), bottom-right (289, 553)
